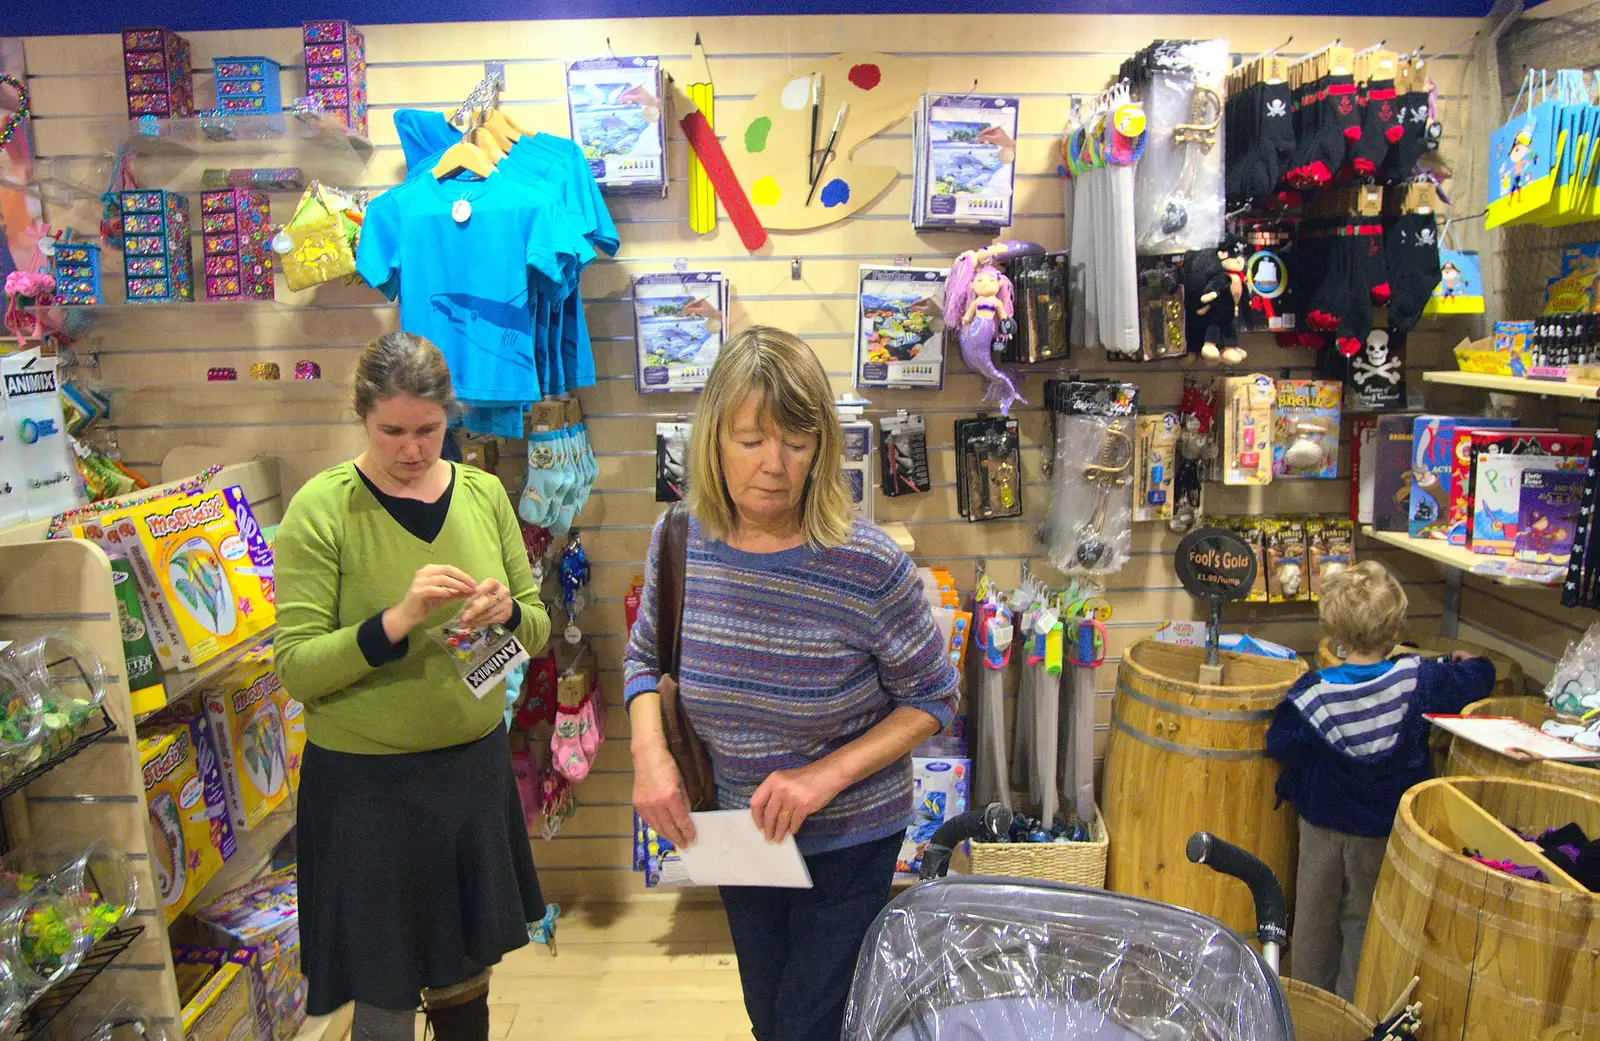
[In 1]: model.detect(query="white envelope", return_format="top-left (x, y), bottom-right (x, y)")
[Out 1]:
top-left (674, 810), bottom-right (814, 888)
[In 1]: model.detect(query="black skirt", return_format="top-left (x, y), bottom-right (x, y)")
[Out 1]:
top-left (297, 721), bottom-right (543, 1013)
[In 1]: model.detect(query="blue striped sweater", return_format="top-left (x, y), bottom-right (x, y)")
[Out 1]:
top-left (623, 513), bottom-right (960, 854)
top-left (1266, 654), bottom-right (1495, 837)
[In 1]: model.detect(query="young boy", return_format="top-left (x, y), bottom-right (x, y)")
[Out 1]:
top-left (1267, 560), bottom-right (1495, 1000)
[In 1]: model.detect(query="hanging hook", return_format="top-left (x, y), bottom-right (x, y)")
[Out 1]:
top-left (955, 78), bottom-right (979, 102)
top-left (1246, 35), bottom-right (1293, 66)
top-left (605, 37), bottom-right (617, 60)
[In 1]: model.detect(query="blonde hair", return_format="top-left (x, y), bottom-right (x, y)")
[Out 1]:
top-left (687, 326), bottom-right (852, 548)
top-left (1320, 560), bottom-right (1408, 655)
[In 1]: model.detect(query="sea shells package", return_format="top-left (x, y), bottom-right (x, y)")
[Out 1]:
top-left (77, 484), bottom-right (275, 670)
top-left (196, 646), bottom-right (291, 831)
top-left (140, 714), bottom-right (237, 923)
top-left (632, 271), bottom-right (728, 393)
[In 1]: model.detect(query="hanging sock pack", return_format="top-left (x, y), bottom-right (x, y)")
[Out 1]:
top-left (1351, 74), bottom-right (1401, 178)
top-left (1383, 212), bottom-right (1440, 333)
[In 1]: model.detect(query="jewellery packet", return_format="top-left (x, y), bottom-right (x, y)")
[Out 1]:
top-left (428, 610), bottom-right (529, 700)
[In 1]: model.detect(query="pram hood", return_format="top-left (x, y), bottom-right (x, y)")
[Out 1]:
top-left (843, 878), bottom-right (1292, 1041)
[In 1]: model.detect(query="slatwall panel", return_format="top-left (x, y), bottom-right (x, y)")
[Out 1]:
top-left (23, 13), bottom-right (1476, 901)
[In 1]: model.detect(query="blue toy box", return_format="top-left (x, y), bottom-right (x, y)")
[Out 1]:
top-left (52, 242), bottom-right (103, 305)
top-left (120, 189), bottom-right (194, 303)
top-left (213, 56), bottom-right (283, 116)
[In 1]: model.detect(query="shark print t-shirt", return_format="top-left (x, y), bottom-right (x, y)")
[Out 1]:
top-left (356, 172), bottom-right (589, 409)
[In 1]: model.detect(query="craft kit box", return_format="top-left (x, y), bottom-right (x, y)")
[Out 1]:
top-left (180, 959), bottom-right (255, 1041)
top-left (82, 484), bottom-right (275, 670)
top-left (198, 866), bottom-right (306, 1039)
top-left (122, 27), bottom-right (194, 119)
top-left (1408, 415), bottom-right (1516, 540)
top-left (119, 189), bottom-right (194, 303)
top-left (1517, 469), bottom-right (1585, 565)
top-left (196, 646), bottom-right (291, 831)
top-left (1372, 414), bottom-right (1420, 532)
top-left (1271, 379), bottom-right (1340, 480)
top-left (1467, 432), bottom-right (1592, 555)
top-left (302, 21), bottom-right (369, 138)
top-left (896, 756), bottom-right (970, 876)
top-left (1446, 426), bottom-right (1543, 546)
top-left (140, 714), bottom-right (238, 923)
top-left (199, 188), bottom-right (274, 301)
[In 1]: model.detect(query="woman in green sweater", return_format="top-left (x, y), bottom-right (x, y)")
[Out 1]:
top-left (273, 332), bottom-right (551, 1041)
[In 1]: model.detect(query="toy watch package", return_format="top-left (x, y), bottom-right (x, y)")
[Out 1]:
top-left (1134, 413), bottom-right (1178, 522)
top-left (912, 94), bottom-right (1019, 231)
top-left (1372, 413), bottom-right (1420, 532)
top-left (1517, 469), bottom-right (1585, 565)
top-left (841, 419), bottom-right (874, 521)
top-left (880, 412), bottom-right (931, 497)
top-left (1218, 374), bottom-right (1275, 486)
top-left (195, 646), bottom-right (291, 832)
top-left (566, 56), bottom-right (667, 196)
top-left (855, 267), bottom-right (948, 390)
top-left (1467, 432), bottom-right (1591, 555)
top-left (1043, 380), bottom-right (1139, 573)
top-left (140, 714), bottom-right (237, 923)
top-left (632, 271), bottom-right (727, 393)
top-left (1272, 379), bottom-right (1340, 480)
top-left (956, 415), bottom-right (1022, 523)
top-left (655, 422), bottom-right (690, 503)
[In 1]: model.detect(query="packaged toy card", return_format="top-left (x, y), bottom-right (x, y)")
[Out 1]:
top-left (1223, 517), bottom-right (1268, 602)
top-left (84, 484), bottom-right (275, 669)
top-left (1307, 517), bottom-right (1355, 600)
top-left (1409, 416), bottom-right (1517, 540)
top-left (655, 422), bottom-right (690, 503)
top-left (841, 419), bottom-right (874, 521)
top-left (880, 412), bottom-right (932, 497)
top-left (632, 271), bottom-right (727, 393)
top-left (1465, 431), bottom-right (1589, 554)
top-left (566, 56), bottom-right (667, 196)
top-left (197, 646), bottom-right (290, 831)
top-left (896, 756), bottom-right (970, 876)
top-left (855, 267), bottom-right (948, 390)
top-left (1219, 375), bottom-right (1275, 485)
top-left (1350, 416), bottom-right (1377, 524)
top-left (1272, 379), bottom-right (1340, 480)
top-left (1134, 413), bottom-right (1178, 522)
top-left (1517, 468), bottom-right (1585, 565)
top-left (426, 615), bottom-right (529, 701)
top-left (140, 714), bottom-right (237, 923)
top-left (633, 812), bottom-right (688, 888)
top-left (912, 94), bottom-right (1019, 231)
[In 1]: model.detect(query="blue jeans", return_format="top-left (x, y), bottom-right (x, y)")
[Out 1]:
top-left (720, 832), bottom-right (902, 1041)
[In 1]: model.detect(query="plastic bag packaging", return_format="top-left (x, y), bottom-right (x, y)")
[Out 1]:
top-left (426, 614), bottom-right (530, 701)
top-left (842, 879), bottom-right (1293, 1041)
top-left (1044, 381), bottom-right (1140, 575)
top-left (1546, 622), bottom-right (1600, 720)
top-left (1131, 39), bottom-right (1228, 255)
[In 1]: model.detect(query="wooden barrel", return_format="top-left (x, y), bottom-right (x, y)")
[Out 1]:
top-left (1282, 979), bottom-right (1374, 1041)
top-left (1446, 696), bottom-right (1600, 798)
top-left (1103, 639), bottom-right (1305, 938)
top-left (1317, 634), bottom-right (1525, 774)
top-left (1354, 777), bottom-right (1600, 1041)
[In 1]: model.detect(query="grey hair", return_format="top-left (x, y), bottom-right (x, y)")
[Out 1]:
top-left (352, 332), bottom-right (457, 419)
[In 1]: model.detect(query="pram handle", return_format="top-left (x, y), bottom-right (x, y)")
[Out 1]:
top-left (1186, 832), bottom-right (1289, 954)
top-left (918, 804), bottom-right (1014, 881)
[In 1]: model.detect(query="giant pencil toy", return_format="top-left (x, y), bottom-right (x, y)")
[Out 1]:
top-left (678, 38), bottom-right (767, 251)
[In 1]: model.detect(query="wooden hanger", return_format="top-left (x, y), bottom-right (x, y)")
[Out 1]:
top-left (482, 109), bottom-right (528, 144)
top-left (468, 126), bottom-right (508, 161)
top-left (432, 135), bottom-right (497, 180)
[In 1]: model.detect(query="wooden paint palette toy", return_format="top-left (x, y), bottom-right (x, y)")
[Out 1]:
top-left (728, 52), bottom-right (926, 231)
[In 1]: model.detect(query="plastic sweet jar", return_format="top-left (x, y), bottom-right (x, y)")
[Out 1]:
top-left (70, 998), bottom-right (179, 1041)
top-left (17, 841), bottom-right (140, 941)
top-left (0, 959), bottom-right (21, 1039)
top-left (0, 657), bottom-right (47, 787)
top-left (3, 630), bottom-right (109, 763)
top-left (0, 886), bottom-right (94, 992)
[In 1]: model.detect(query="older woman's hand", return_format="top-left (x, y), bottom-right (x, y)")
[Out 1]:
top-left (750, 763), bottom-right (845, 843)
top-left (634, 745), bottom-right (696, 849)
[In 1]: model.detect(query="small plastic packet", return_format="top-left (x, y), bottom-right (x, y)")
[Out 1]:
top-left (427, 611), bottom-right (530, 701)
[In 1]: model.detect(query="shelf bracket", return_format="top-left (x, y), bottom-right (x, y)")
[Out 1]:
top-left (1440, 567), bottom-right (1462, 639)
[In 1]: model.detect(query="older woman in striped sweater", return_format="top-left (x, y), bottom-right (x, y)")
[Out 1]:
top-left (624, 326), bottom-right (959, 1041)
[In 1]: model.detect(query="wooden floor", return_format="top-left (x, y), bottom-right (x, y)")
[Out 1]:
top-left (384, 895), bottom-right (753, 1040)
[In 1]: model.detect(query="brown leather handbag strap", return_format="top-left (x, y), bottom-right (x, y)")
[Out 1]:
top-left (656, 503), bottom-right (689, 679)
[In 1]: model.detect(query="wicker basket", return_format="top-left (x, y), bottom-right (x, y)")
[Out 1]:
top-left (967, 808), bottom-right (1109, 887)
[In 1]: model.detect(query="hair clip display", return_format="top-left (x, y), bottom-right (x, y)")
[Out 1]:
top-left (249, 362), bottom-right (280, 381)
top-left (293, 360), bottom-right (321, 380)
top-left (207, 367), bottom-right (237, 381)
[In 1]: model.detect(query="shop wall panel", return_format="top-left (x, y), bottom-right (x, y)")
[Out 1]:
top-left (23, 10), bottom-right (1476, 899)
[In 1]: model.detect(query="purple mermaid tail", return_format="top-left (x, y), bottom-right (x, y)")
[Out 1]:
top-left (960, 311), bottom-right (1025, 415)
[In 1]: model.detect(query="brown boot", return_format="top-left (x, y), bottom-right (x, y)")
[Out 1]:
top-left (423, 990), bottom-right (489, 1041)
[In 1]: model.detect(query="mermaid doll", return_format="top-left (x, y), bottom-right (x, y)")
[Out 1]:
top-left (945, 242), bottom-right (1041, 415)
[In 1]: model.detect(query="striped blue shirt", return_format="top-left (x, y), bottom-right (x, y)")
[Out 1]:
top-left (624, 514), bottom-right (959, 854)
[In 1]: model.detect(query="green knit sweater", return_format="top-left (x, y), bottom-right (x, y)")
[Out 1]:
top-left (273, 461), bottom-right (550, 754)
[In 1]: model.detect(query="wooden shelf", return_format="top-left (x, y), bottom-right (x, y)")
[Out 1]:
top-left (1422, 371), bottom-right (1600, 400)
top-left (191, 803), bottom-right (295, 911)
top-left (880, 521), bottom-right (916, 555)
top-left (1362, 526), bottom-right (1563, 588)
top-left (152, 626), bottom-right (277, 714)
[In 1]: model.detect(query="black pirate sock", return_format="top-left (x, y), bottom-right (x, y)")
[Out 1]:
top-left (1352, 77), bottom-right (1400, 178)
top-left (1260, 81), bottom-right (1296, 191)
top-left (1284, 75), bottom-right (1326, 187)
top-left (1225, 82), bottom-right (1250, 208)
top-left (1306, 227), bottom-right (1357, 333)
top-left (1385, 89), bottom-right (1429, 183)
top-left (1384, 213), bottom-right (1441, 332)
top-left (1355, 222), bottom-right (1390, 307)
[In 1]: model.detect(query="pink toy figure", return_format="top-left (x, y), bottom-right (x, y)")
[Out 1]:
top-left (946, 249), bottom-right (1027, 415)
